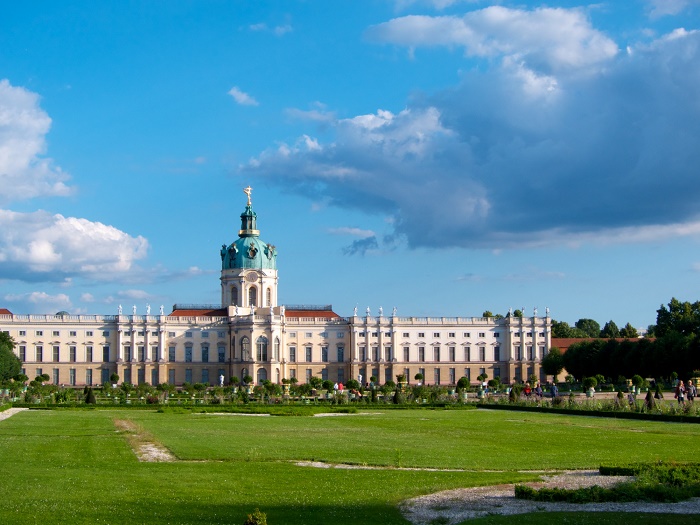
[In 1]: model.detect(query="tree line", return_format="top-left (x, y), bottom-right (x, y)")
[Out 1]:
top-left (546, 298), bottom-right (700, 381)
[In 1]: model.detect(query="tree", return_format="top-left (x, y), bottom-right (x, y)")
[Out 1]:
top-left (541, 347), bottom-right (564, 381)
top-left (575, 318), bottom-right (601, 338)
top-left (551, 320), bottom-right (587, 338)
top-left (600, 320), bottom-right (620, 338)
top-left (482, 310), bottom-right (494, 318)
top-left (0, 332), bottom-right (21, 382)
top-left (512, 309), bottom-right (524, 318)
top-left (619, 323), bottom-right (639, 339)
top-left (655, 297), bottom-right (700, 337)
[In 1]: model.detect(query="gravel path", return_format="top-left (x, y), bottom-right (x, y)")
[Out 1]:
top-left (0, 407), bottom-right (28, 422)
top-left (400, 470), bottom-right (700, 524)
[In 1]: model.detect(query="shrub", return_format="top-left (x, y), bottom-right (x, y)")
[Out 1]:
top-left (243, 508), bottom-right (267, 525)
top-left (85, 388), bottom-right (97, 404)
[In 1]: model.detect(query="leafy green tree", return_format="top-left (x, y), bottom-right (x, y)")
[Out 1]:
top-left (482, 310), bottom-right (494, 318)
top-left (655, 297), bottom-right (700, 337)
top-left (575, 318), bottom-right (601, 338)
top-left (541, 347), bottom-right (564, 381)
top-left (600, 320), bottom-right (620, 338)
top-left (512, 309), bottom-right (523, 318)
top-left (551, 320), bottom-right (587, 338)
top-left (0, 332), bottom-right (21, 382)
top-left (620, 323), bottom-right (639, 338)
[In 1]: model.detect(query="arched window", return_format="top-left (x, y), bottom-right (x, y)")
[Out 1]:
top-left (241, 337), bottom-right (250, 361)
top-left (274, 337), bottom-right (280, 361)
top-left (231, 286), bottom-right (238, 306)
top-left (248, 286), bottom-right (257, 307)
top-left (266, 288), bottom-right (272, 306)
top-left (257, 368), bottom-right (267, 383)
top-left (256, 336), bottom-right (268, 361)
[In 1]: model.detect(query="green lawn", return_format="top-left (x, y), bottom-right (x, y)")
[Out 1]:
top-left (0, 408), bottom-right (699, 524)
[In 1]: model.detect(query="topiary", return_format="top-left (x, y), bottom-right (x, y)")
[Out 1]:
top-left (85, 387), bottom-right (97, 404)
top-left (243, 508), bottom-right (267, 525)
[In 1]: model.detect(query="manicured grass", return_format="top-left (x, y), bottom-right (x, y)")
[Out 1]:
top-left (1, 408), bottom-right (699, 524)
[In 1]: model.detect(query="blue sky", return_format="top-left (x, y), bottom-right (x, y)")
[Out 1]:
top-left (1, 0), bottom-right (700, 330)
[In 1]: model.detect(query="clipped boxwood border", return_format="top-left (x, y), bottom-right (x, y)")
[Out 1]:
top-left (476, 402), bottom-right (700, 424)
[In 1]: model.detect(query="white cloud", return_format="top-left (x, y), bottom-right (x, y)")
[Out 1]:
top-left (0, 79), bottom-right (73, 203)
top-left (249, 23), bottom-right (293, 36)
top-left (0, 209), bottom-right (148, 280)
top-left (4, 291), bottom-right (71, 308)
top-left (117, 289), bottom-right (152, 300)
top-left (647, 0), bottom-right (700, 18)
top-left (366, 7), bottom-right (619, 74)
top-left (285, 107), bottom-right (336, 123)
top-left (328, 227), bottom-right (376, 238)
top-left (80, 293), bottom-right (95, 302)
top-left (244, 29), bottom-right (700, 251)
top-left (228, 86), bottom-right (259, 106)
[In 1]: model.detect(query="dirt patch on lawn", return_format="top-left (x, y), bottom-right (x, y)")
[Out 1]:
top-left (114, 418), bottom-right (176, 462)
top-left (0, 407), bottom-right (28, 422)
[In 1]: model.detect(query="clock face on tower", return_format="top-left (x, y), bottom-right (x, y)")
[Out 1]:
top-left (246, 272), bottom-right (258, 282)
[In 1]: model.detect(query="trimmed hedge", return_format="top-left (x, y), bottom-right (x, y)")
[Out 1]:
top-left (477, 402), bottom-right (700, 424)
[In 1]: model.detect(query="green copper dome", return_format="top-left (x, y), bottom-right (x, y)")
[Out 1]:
top-left (220, 196), bottom-right (277, 271)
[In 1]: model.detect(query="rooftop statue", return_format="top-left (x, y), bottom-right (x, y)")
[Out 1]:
top-left (243, 185), bottom-right (252, 206)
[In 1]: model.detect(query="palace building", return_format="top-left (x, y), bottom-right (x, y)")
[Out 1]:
top-left (0, 190), bottom-right (552, 388)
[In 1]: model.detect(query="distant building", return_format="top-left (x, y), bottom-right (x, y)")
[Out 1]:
top-left (1, 190), bottom-right (552, 387)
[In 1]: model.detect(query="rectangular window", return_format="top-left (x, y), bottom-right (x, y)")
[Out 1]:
top-left (124, 346), bottom-right (132, 362)
top-left (86, 346), bottom-right (93, 362)
top-left (289, 347), bottom-right (296, 362)
top-left (516, 345), bottom-right (522, 360)
top-left (202, 346), bottom-right (209, 362)
top-left (385, 347), bottom-right (392, 361)
top-left (69, 346), bottom-right (77, 362)
top-left (449, 368), bottom-right (455, 384)
top-left (69, 368), bottom-right (76, 386)
top-left (434, 347), bottom-right (440, 362)
top-left (101, 368), bottom-right (110, 384)
top-left (19, 346), bottom-right (26, 361)
top-left (448, 332), bottom-right (455, 338)
top-left (306, 369), bottom-right (312, 382)
top-left (201, 331), bottom-right (209, 338)
top-left (151, 369), bottom-right (158, 386)
top-left (305, 332), bottom-right (312, 338)
top-left (494, 346), bottom-right (500, 361)
top-left (465, 346), bottom-right (471, 361)
top-left (290, 369), bottom-right (296, 380)
top-left (337, 369), bottom-right (344, 383)
top-left (151, 346), bottom-right (158, 362)
top-left (151, 332), bottom-right (158, 337)
top-left (86, 368), bottom-right (93, 386)
top-left (138, 346), bottom-right (145, 362)
top-left (218, 331), bottom-right (225, 338)
top-left (36, 330), bottom-right (43, 336)
top-left (53, 368), bottom-right (59, 385)
top-left (371, 332), bottom-right (378, 338)
top-left (185, 369), bottom-right (192, 383)
top-left (137, 331), bottom-right (145, 337)
top-left (337, 346), bottom-right (344, 362)
top-left (168, 369), bottom-right (176, 385)
top-left (494, 332), bottom-right (500, 338)
top-left (185, 347), bottom-right (192, 363)
top-left (86, 330), bottom-right (93, 337)
top-left (336, 331), bottom-right (344, 338)
top-left (447, 346), bottom-right (454, 361)
top-left (136, 368), bottom-right (145, 385)
top-left (479, 367), bottom-right (486, 377)
top-left (169, 346), bottom-right (176, 362)
top-left (103, 346), bottom-right (110, 362)
top-left (528, 346), bottom-right (534, 360)
top-left (218, 346), bottom-right (225, 363)
top-left (403, 347), bottom-right (410, 362)
top-left (419, 347), bottom-right (425, 362)
top-left (385, 368), bottom-right (392, 384)
top-left (36, 367), bottom-right (43, 378)
top-left (418, 332), bottom-right (425, 338)
top-left (321, 369), bottom-right (328, 381)
top-left (186, 332), bottom-right (193, 338)
top-left (124, 331), bottom-right (132, 336)
top-left (433, 332), bottom-right (440, 338)
top-left (402, 332), bottom-right (409, 338)
top-left (53, 331), bottom-right (60, 337)
top-left (288, 332), bottom-right (296, 338)
top-left (321, 346), bottom-right (328, 362)
top-left (19, 330), bottom-right (26, 336)
top-left (479, 347), bottom-right (486, 361)
top-left (305, 347), bottom-right (312, 362)
top-left (464, 368), bottom-right (470, 380)
top-left (53, 346), bottom-right (60, 362)
top-left (494, 367), bottom-right (501, 378)
top-left (319, 332), bottom-right (328, 338)
top-left (434, 368), bottom-right (440, 385)
top-left (478, 332), bottom-right (485, 338)
top-left (168, 331), bottom-right (176, 337)
top-left (372, 347), bottom-right (379, 361)
top-left (463, 332), bottom-right (470, 338)
top-left (202, 369), bottom-right (210, 384)
top-left (360, 346), bottom-right (366, 361)
top-left (103, 330), bottom-right (110, 337)
top-left (69, 331), bottom-right (77, 337)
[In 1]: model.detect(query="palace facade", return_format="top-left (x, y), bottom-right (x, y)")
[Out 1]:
top-left (0, 191), bottom-right (552, 388)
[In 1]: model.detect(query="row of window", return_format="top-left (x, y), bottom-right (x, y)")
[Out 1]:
top-left (19, 345), bottom-right (111, 363)
top-left (12, 329), bottom-right (229, 339)
top-left (357, 331), bottom-right (546, 339)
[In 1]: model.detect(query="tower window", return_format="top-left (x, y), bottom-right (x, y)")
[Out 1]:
top-left (231, 286), bottom-right (238, 306)
top-left (266, 288), bottom-right (272, 307)
top-left (248, 286), bottom-right (257, 307)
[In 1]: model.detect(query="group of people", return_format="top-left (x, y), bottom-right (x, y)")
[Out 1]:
top-left (674, 380), bottom-right (697, 404)
top-left (522, 382), bottom-right (545, 399)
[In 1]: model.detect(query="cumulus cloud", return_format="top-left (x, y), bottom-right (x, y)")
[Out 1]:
top-left (228, 86), bottom-right (259, 106)
top-left (116, 289), bottom-right (152, 300)
top-left (249, 22), bottom-right (293, 36)
top-left (366, 7), bottom-right (618, 75)
top-left (243, 28), bottom-right (700, 251)
top-left (0, 209), bottom-right (149, 281)
top-left (0, 79), bottom-right (73, 203)
top-left (647, 0), bottom-right (700, 18)
top-left (4, 291), bottom-right (72, 312)
top-left (328, 227), bottom-right (376, 238)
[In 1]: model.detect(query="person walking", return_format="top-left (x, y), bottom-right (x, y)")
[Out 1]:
top-left (688, 381), bottom-right (697, 403)
top-left (675, 380), bottom-right (686, 404)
